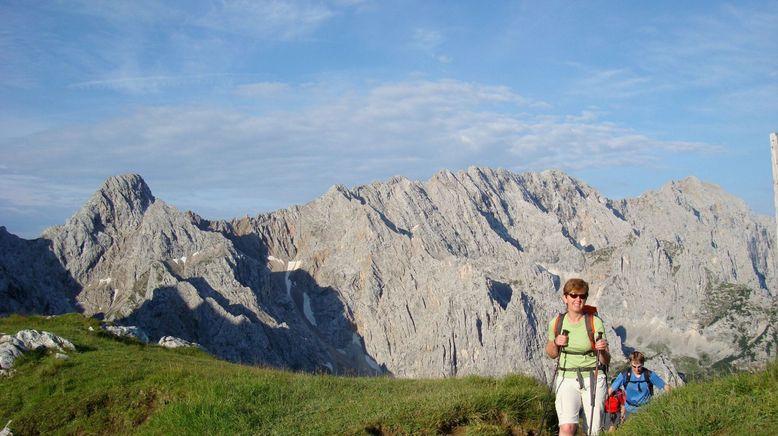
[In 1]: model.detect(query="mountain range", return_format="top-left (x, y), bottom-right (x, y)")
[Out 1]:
top-left (1, 167), bottom-right (775, 381)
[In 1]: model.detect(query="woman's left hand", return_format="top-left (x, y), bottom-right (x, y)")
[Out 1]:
top-left (595, 338), bottom-right (608, 351)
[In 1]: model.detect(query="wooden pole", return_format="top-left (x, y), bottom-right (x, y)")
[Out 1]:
top-left (771, 133), bottom-right (778, 250)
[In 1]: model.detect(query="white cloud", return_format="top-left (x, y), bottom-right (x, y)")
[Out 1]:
top-left (70, 74), bottom-right (233, 94)
top-left (566, 5), bottom-right (777, 104)
top-left (566, 65), bottom-right (667, 100)
top-left (643, 5), bottom-right (778, 87)
top-left (0, 114), bottom-right (52, 140)
top-left (711, 82), bottom-right (778, 115)
top-left (642, 5), bottom-right (775, 92)
top-left (2, 79), bottom-right (722, 213)
top-left (2, 1), bottom-right (355, 96)
top-left (412, 28), bottom-right (453, 64)
top-left (67, 0), bottom-right (182, 24)
top-left (194, 0), bottom-right (337, 41)
top-left (67, 0), bottom-right (340, 41)
top-left (0, 76), bottom-right (734, 238)
top-left (0, 174), bottom-right (92, 209)
top-left (235, 82), bottom-right (291, 98)
top-left (413, 29), bottom-right (444, 51)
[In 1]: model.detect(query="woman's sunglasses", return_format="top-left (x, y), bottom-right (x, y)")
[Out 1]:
top-left (565, 293), bottom-right (588, 300)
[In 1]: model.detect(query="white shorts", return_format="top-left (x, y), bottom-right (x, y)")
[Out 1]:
top-left (554, 371), bottom-right (607, 435)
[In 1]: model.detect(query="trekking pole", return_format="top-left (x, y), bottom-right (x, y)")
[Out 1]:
top-left (539, 329), bottom-right (568, 436)
top-left (553, 329), bottom-right (569, 385)
top-left (588, 332), bottom-right (603, 436)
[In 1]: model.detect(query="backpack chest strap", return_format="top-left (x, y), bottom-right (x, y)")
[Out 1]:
top-left (561, 349), bottom-right (595, 356)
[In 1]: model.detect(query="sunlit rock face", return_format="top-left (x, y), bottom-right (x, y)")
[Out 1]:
top-left (1, 169), bottom-right (775, 380)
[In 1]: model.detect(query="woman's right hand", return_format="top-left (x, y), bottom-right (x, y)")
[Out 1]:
top-left (554, 334), bottom-right (569, 347)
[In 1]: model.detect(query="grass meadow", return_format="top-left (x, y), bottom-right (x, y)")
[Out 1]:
top-left (1, 313), bottom-right (775, 435)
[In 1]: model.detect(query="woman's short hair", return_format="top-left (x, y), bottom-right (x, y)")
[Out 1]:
top-left (562, 278), bottom-right (589, 295)
top-left (629, 351), bottom-right (646, 364)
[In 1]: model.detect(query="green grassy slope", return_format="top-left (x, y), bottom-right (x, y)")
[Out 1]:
top-left (3, 314), bottom-right (776, 435)
top-left (0, 314), bottom-right (553, 435)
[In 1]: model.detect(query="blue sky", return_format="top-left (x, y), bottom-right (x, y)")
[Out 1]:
top-left (1, 0), bottom-right (777, 239)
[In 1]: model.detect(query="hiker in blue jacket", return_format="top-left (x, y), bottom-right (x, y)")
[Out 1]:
top-left (609, 351), bottom-right (667, 421)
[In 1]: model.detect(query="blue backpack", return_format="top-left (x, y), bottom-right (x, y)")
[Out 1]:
top-left (622, 367), bottom-right (654, 395)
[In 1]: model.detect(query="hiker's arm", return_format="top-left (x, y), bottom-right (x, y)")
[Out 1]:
top-left (545, 339), bottom-right (559, 358)
top-left (652, 372), bottom-right (668, 391)
top-left (610, 374), bottom-right (624, 391)
top-left (546, 332), bottom-right (570, 358)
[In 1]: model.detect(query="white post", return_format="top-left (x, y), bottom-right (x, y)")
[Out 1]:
top-left (771, 133), bottom-right (778, 249)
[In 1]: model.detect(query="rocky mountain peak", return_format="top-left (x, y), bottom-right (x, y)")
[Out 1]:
top-left (37, 174), bottom-right (157, 283)
top-left (668, 177), bottom-right (747, 210)
top-left (2, 168), bottom-right (775, 381)
top-left (101, 173), bottom-right (153, 198)
top-left (86, 173), bottom-right (154, 227)
top-left (42, 174), bottom-right (154, 240)
top-left (624, 177), bottom-right (752, 230)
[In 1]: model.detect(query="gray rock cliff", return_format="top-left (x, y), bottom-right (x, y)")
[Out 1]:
top-left (0, 329), bottom-right (76, 376)
top-left (0, 168), bottom-right (775, 381)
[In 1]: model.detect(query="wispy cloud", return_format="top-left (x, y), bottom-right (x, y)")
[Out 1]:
top-left (70, 73), bottom-right (238, 94)
top-left (566, 4), bottom-right (778, 105)
top-left (68, 0), bottom-right (341, 41)
top-left (2, 2), bottom-right (772, 239)
top-left (2, 79), bottom-right (722, 221)
top-left (412, 28), bottom-right (452, 64)
top-left (194, 0), bottom-right (337, 41)
top-left (413, 29), bottom-right (444, 51)
top-left (67, 0), bottom-right (182, 24)
top-left (234, 82), bottom-right (291, 98)
top-left (2, 1), bottom-right (356, 95)
top-left (0, 173), bottom-right (92, 210)
top-left (568, 66), bottom-right (663, 99)
top-left (640, 5), bottom-right (778, 88)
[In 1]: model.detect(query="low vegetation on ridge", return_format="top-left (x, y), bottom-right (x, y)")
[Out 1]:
top-left (0, 314), bottom-right (551, 435)
top-left (1, 314), bottom-right (776, 435)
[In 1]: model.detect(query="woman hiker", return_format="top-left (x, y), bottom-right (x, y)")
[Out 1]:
top-left (545, 278), bottom-right (610, 436)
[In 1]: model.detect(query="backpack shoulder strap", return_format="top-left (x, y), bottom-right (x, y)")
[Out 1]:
top-left (553, 312), bottom-right (566, 337)
top-left (644, 368), bottom-right (654, 395)
top-left (584, 313), bottom-right (597, 349)
top-left (623, 368), bottom-right (654, 393)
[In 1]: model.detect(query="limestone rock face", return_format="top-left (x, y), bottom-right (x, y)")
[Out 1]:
top-left (0, 227), bottom-right (77, 315)
top-left (644, 354), bottom-right (685, 389)
top-left (0, 169), bottom-right (775, 380)
top-left (0, 420), bottom-right (11, 436)
top-left (158, 336), bottom-right (202, 349)
top-left (14, 329), bottom-right (75, 352)
top-left (0, 330), bottom-right (75, 375)
top-left (102, 325), bottom-right (150, 344)
top-left (0, 336), bottom-right (26, 372)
